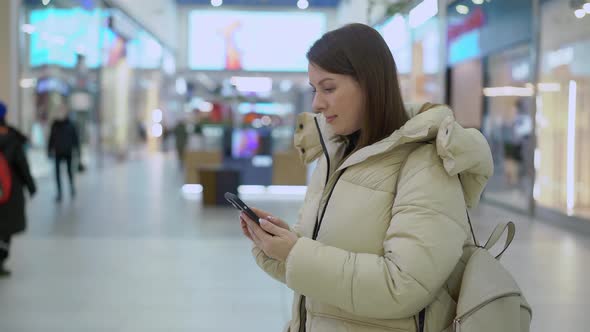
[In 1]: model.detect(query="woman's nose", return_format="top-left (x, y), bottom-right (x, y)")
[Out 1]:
top-left (312, 94), bottom-right (326, 114)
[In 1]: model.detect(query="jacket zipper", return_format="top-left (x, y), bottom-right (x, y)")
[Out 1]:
top-left (298, 297), bottom-right (307, 332)
top-left (452, 292), bottom-right (524, 332)
top-left (298, 117), bottom-right (342, 332)
top-left (315, 117), bottom-right (331, 187)
top-left (311, 117), bottom-right (333, 240)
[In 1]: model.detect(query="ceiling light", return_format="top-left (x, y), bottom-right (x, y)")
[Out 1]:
top-left (175, 78), bottom-right (187, 95)
top-left (473, 0), bottom-right (484, 4)
top-left (280, 80), bottom-right (293, 92)
top-left (456, 5), bottom-right (469, 15)
top-left (537, 83), bottom-right (561, 92)
top-left (297, 0), bottom-right (309, 10)
top-left (200, 102), bottom-right (214, 113)
top-left (566, 80), bottom-right (577, 213)
top-left (152, 109), bottom-right (163, 123)
top-left (182, 184), bottom-right (203, 195)
top-left (483, 86), bottom-right (534, 97)
top-left (574, 9), bottom-right (586, 18)
top-left (211, 0), bottom-right (222, 7)
top-left (261, 116), bottom-right (272, 126)
top-left (584, 3), bottom-right (590, 13)
top-left (42, 0), bottom-right (51, 5)
top-left (151, 123), bottom-right (163, 138)
top-left (230, 76), bottom-right (273, 93)
top-left (20, 78), bottom-right (37, 89)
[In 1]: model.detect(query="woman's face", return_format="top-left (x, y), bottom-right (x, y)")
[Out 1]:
top-left (308, 63), bottom-right (364, 136)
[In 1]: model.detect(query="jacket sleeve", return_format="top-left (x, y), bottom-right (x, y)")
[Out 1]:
top-left (252, 222), bottom-right (303, 284)
top-left (284, 156), bottom-right (468, 319)
top-left (14, 145), bottom-right (36, 195)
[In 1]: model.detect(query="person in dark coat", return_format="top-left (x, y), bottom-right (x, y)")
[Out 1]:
top-left (48, 103), bottom-right (80, 202)
top-left (173, 120), bottom-right (188, 166)
top-left (0, 102), bottom-right (37, 277)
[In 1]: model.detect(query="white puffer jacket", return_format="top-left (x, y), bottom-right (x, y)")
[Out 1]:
top-left (252, 104), bottom-right (493, 332)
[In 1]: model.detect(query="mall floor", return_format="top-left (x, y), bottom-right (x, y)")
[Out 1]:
top-left (0, 153), bottom-right (588, 331)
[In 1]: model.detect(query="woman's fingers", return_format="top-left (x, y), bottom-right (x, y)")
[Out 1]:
top-left (250, 207), bottom-right (273, 219)
top-left (244, 217), bottom-right (274, 246)
top-left (249, 207), bottom-right (290, 230)
top-left (249, 223), bottom-right (263, 246)
top-left (240, 219), bottom-right (253, 241)
top-left (259, 218), bottom-right (287, 236)
top-left (266, 215), bottom-right (290, 230)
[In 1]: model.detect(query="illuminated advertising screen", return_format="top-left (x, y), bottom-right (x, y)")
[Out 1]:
top-left (29, 8), bottom-right (105, 68)
top-left (29, 8), bottom-right (163, 69)
top-left (188, 11), bottom-right (326, 72)
top-left (232, 129), bottom-right (261, 158)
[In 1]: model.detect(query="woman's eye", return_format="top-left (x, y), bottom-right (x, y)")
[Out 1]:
top-left (324, 88), bottom-right (335, 93)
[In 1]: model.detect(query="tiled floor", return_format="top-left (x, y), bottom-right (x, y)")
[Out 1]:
top-left (0, 153), bottom-right (588, 331)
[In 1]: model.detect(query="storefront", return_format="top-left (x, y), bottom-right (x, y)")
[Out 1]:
top-left (18, 0), bottom-right (173, 176)
top-left (535, 0), bottom-right (590, 219)
top-left (446, 0), bottom-right (534, 213)
top-left (445, 0), bottom-right (590, 221)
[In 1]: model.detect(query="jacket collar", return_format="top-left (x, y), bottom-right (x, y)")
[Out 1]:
top-left (294, 103), bottom-right (494, 207)
top-left (336, 104), bottom-right (453, 171)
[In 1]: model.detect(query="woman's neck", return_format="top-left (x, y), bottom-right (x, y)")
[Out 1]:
top-left (344, 131), bottom-right (360, 157)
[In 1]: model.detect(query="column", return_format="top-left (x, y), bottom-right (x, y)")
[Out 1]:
top-left (0, 0), bottom-right (21, 125)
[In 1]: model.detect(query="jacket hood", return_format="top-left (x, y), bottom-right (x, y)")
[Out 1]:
top-left (294, 103), bottom-right (493, 207)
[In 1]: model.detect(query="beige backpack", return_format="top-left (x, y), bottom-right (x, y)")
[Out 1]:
top-left (395, 147), bottom-right (532, 332)
top-left (442, 220), bottom-right (533, 332)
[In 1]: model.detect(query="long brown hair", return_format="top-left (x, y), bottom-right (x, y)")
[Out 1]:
top-left (307, 23), bottom-right (409, 150)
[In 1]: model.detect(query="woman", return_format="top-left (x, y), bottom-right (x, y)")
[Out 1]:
top-left (240, 24), bottom-right (493, 332)
top-left (0, 102), bottom-right (36, 277)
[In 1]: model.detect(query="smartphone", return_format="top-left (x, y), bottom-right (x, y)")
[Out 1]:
top-left (224, 192), bottom-right (260, 223)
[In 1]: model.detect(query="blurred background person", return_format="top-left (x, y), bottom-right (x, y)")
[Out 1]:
top-left (503, 99), bottom-right (531, 186)
top-left (0, 102), bottom-right (36, 277)
top-left (48, 102), bottom-right (80, 203)
top-left (173, 118), bottom-right (188, 167)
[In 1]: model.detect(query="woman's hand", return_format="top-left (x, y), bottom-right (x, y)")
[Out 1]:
top-left (239, 207), bottom-right (291, 241)
top-left (241, 210), bottom-right (299, 262)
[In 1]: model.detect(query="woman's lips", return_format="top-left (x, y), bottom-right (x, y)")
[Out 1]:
top-left (326, 115), bottom-right (337, 123)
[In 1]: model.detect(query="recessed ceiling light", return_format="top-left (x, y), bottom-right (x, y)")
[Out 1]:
top-left (456, 4), bottom-right (469, 15)
top-left (297, 0), bottom-right (309, 10)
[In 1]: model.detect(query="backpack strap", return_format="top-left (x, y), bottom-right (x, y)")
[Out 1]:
top-left (484, 222), bottom-right (516, 259)
top-left (458, 175), bottom-right (480, 247)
